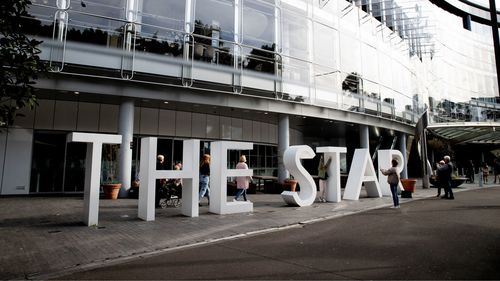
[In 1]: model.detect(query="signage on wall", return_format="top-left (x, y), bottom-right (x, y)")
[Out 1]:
top-left (68, 133), bottom-right (403, 226)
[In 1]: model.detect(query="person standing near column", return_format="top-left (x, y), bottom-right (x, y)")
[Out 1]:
top-left (381, 159), bottom-right (401, 208)
top-left (234, 155), bottom-right (252, 201)
top-left (317, 155), bottom-right (331, 203)
top-left (199, 154), bottom-right (211, 205)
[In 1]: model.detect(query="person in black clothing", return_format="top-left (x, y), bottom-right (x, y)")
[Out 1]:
top-left (437, 155), bottom-right (454, 200)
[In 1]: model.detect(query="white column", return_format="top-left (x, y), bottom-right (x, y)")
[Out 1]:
top-left (399, 132), bottom-right (408, 179)
top-left (360, 125), bottom-right (369, 149)
top-left (118, 99), bottom-right (134, 197)
top-left (278, 114), bottom-right (290, 183)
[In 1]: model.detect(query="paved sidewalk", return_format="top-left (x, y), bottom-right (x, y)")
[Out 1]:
top-left (0, 181), bottom-right (493, 280)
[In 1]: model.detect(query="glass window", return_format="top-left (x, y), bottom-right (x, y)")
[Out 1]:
top-left (64, 142), bottom-right (87, 192)
top-left (24, 1), bottom-right (58, 38)
top-left (136, 0), bottom-right (185, 56)
top-left (173, 140), bottom-right (184, 167)
top-left (194, 0), bottom-right (234, 43)
top-left (65, 0), bottom-right (126, 48)
top-left (242, 0), bottom-right (275, 49)
top-left (101, 144), bottom-right (120, 184)
top-left (193, 0), bottom-right (235, 66)
top-left (30, 132), bottom-right (65, 193)
top-left (282, 3), bottom-right (309, 60)
top-left (141, 0), bottom-right (185, 31)
top-left (313, 22), bottom-right (335, 66)
top-left (69, 0), bottom-right (125, 19)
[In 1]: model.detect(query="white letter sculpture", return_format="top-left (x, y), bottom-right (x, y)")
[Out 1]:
top-left (377, 149), bottom-right (404, 196)
top-left (343, 148), bottom-right (382, 200)
top-left (210, 141), bottom-right (254, 215)
top-left (281, 145), bottom-right (316, 206)
top-left (67, 132), bottom-right (122, 226)
top-left (138, 138), bottom-right (200, 221)
top-left (316, 147), bottom-right (347, 203)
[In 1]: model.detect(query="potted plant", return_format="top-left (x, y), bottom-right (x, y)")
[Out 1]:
top-left (101, 144), bottom-right (121, 199)
top-left (400, 178), bottom-right (417, 193)
top-left (283, 177), bottom-right (298, 192)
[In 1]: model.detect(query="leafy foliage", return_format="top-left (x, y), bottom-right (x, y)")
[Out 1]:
top-left (0, 0), bottom-right (47, 127)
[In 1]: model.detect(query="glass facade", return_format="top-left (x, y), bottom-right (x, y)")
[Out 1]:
top-left (25, 0), bottom-right (497, 115)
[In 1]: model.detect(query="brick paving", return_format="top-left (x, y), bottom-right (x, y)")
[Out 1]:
top-left (0, 181), bottom-right (493, 280)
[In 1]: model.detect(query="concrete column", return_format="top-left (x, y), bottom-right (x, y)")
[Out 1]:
top-left (399, 132), bottom-right (408, 179)
top-left (278, 114), bottom-right (290, 183)
top-left (360, 125), bottom-right (369, 149)
top-left (118, 99), bottom-right (134, 197)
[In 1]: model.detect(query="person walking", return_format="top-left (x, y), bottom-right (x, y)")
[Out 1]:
top-left (438, 155), bottom-right (454, 199)
top-left (199, 154), bottom-right (211, 205)
top-left (234, 155), bottom-right (252, 201)
top-left (317, 155), bottom-right (331, 203)
top-left (380, 159), bottom-right (401, 208)
top-left (482, 162), bottom-right (489, 184)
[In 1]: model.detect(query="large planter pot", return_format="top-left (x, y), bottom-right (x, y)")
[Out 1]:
top-left (102, 183), bottom-right (122, 200)
top-left (284, 179), bottom-right (298, 192)
top-left (401, 179), bottom-right (417, 193)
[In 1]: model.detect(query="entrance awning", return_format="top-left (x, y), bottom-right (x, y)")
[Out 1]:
top-left (427, 122), bottom-right (500, 144)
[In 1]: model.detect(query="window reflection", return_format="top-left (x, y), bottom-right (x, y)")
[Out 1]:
top-left (242, 0), bottom-right (274, 48)
top-left (69, 0), bottom-right (125, 19)
top-left (242, 45), bottom-right (276, 74)
top-left (136, 0), bottom-right (185, 56)
top-left (193, 0), bottom-right (234, 66)
top-left (26, 1), bottom-right (127, 49)
top-left (282, 4), bottom-right (309, 60)
top-left (65, 0), bottom-right (126, 48)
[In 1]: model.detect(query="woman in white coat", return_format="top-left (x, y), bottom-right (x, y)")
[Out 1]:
top-left (234, 155), bottom-right (252, 201)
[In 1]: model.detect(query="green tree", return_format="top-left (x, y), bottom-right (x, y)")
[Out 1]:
top-left (0, 0), bottom-right (47, 127)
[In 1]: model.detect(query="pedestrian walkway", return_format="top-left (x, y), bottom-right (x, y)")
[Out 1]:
top-left (0, 181), bottom-right (494, 280)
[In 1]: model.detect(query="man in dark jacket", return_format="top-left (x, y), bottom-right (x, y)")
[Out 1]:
top-left (437, 155), bottom-right (454, 199)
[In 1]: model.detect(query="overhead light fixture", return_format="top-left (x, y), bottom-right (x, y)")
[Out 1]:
top-left (264, 112), bottom-right (268, 115)
top-left (163, 101), bottom-right (169, 104)
top-left (74, 91), bottom-right (79, 95)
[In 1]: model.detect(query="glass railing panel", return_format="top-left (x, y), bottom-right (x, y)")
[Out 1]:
top-left (64, 12), bottom-right (126, 49)
top-left (191, 34), bottom-right (235, 68)
top-left (241, 45), bottom-right (275, 75)
top-left (313, 65), bottom-right (342, 108)
top-left (135, 24), bottom-right (185, 58)
top-left (280, 55), bottom-right (311, 102)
